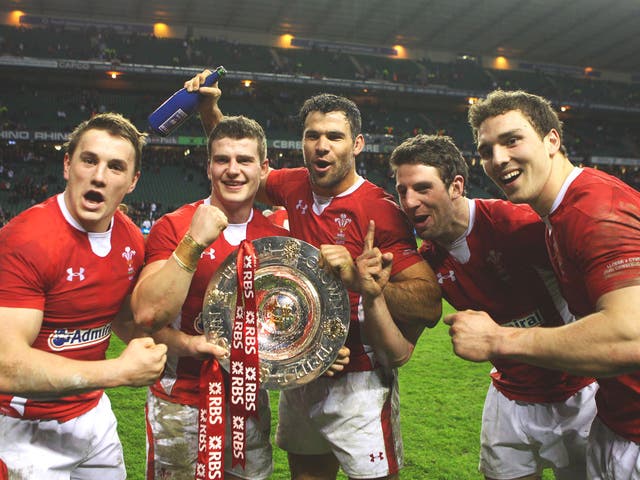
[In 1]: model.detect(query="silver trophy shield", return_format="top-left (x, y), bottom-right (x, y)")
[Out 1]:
top-left (202, 236), bottom-right (350, 390)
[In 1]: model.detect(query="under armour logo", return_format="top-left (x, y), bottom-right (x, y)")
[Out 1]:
top-left (66, 267), bottom-right (85, 281)
top-left (296, 200), bottom-right (308, 215)
top-left (201, 248), bottom-right (216, 260)
top-left (369, 451), bottom-right (385, 462)
top-left (436, 270), bottom-right (456, 284)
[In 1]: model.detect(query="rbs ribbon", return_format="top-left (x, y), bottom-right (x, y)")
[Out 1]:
top-left (195, 240), bottom-right (260, 479)
top-left (230, 240), bottom-right (260, 468)
top-left (195, 359), bottom-right (225, 479)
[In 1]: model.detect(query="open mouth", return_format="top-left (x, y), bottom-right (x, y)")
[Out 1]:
top-left (501, 170), bottom-right (522, 185)
top-left (84, 190), bottom-right (104, 203)
top-left (413, 214), bottom-right (430, 228)
top-left (315, 159), bottom-right (331, 169)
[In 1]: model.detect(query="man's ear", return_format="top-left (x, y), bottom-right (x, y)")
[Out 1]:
top-left (449, 174), bottom-right (465, 199)
top-left (127, 171), bottom-right (141, 194)
top-left (353, 134), bottom-right (365, 156)
top-left (545, 128), bottom-right (561, 156)
top-left (63, 153), bottom-right (71, 181)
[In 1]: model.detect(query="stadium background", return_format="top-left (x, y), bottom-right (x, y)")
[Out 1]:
top-left (0, 1), bottom-right (639, 478)
top-left (2, 1), bottom-right (640, 227)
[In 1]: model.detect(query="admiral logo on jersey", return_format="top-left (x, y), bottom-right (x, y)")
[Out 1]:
top-left (503, 309), bottom-right (545, 328)
top-left (48, 324), bottom-right (112, 351)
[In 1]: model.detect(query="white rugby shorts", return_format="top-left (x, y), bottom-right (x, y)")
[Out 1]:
top-left (276, 368), bottom-right (403, 478)
top-left (480, 381), bottom-right (597, 479)
top-left (0, 393), bottom-right (124, 480)
top-left (587, 416), bottom-right (640, 480)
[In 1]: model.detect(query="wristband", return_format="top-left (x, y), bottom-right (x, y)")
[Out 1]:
top-left (172, 251), bottom-right (197, 273)
top-left (172, 233), bottom-right (206, 273)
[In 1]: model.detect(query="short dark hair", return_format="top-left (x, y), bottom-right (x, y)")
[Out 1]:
top-left (390, 134), bottom-right (468, 191)
top-left (65, 112), bottom-right (147, 173)
top-left (207, 115), bottom-right (267, 161)
top-left (468, 89), bottom-right (567, 155)
top-left (299, 93), bottom-right (362, 139)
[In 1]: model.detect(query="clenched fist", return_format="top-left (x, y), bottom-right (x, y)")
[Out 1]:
top-left (117, 337), bottom-right (168, 387)
top-left (188, 204), bottom-right (228, 247)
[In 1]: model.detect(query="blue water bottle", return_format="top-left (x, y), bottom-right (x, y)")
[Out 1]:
top-left (148, 66), bottom-right (227, 136)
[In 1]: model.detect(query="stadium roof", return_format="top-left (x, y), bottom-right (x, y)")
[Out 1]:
top-left (7, 0), bottom-right (640, 74)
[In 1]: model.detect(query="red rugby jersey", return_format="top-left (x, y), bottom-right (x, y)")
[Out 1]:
top-left (0, 194), bottom-right (144, 421)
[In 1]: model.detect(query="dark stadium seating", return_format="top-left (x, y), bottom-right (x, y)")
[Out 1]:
top-left (1, 23), bottom-right (639, 227)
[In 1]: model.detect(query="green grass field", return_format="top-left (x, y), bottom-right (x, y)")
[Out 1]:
top-left (106, 302), bottom-right (551, 479)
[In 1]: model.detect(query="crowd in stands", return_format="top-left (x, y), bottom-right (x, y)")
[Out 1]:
top-left (0, 144), bottom-right (62, 215)
top-left (2, 136), bottom-right (639, 230)
top-left (1, 23), bottom-right (639, 229)
top-left (1, 78), bottom-right (637, 161)
top-left (1, 23), bottom-right (639, 109)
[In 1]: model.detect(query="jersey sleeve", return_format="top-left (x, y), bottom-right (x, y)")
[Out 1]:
top-left (572, 202), bottom-right (640, 304)
top-left (145, 215), bottom-right (181, 264)
top-left (265, 168), bottom-right (307, 207)
top-left (265, 168), bottom-right (288, 206)
top-left (0, 225), bottom-right (47, 310)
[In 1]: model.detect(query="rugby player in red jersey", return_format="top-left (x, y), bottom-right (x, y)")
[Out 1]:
top-left (0, 113), bottom-right (167, 479)
top-left (390, 133), bottom-right (596, 479)
top-left (447, 90), bottom-right (640, 479)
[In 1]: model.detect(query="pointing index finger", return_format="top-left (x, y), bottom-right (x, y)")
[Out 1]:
top-left (364, 220), bottom-right (375, 251)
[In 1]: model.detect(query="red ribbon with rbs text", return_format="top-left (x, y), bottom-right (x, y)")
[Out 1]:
top-left (195, 240), bottom-right (260, 479)
top-left (230, 239), bottom-right (260, 467)
top-left (196, 359), bottom-right (225, 479)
